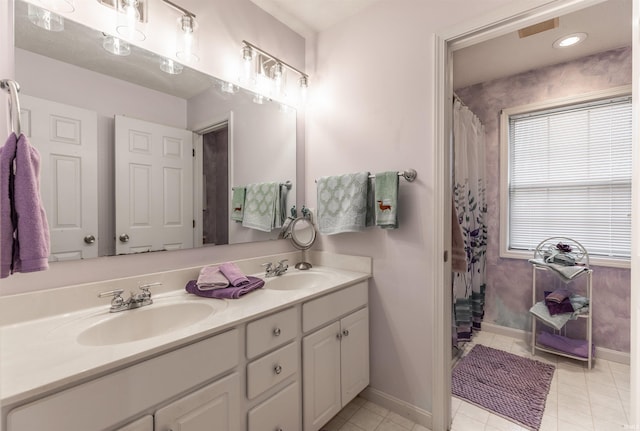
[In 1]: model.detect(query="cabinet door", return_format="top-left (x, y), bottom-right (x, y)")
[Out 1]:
top-left (116, 415), bottom-right (153, 431)
top-left (340, 308), bottom-right (370, 406)
top-left (302, 321), bottom-right (341, 431)
top-left (154, 372), bottom-right (240, 431)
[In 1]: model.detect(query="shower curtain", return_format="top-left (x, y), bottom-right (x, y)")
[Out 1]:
top-left (452, 98), bottom-right (487, 343)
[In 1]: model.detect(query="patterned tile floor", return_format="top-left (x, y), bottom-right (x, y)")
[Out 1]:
top-left (324, 331), bottom-right (631, 431)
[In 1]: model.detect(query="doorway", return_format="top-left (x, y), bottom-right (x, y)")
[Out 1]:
top-left (432, 1), bottom-right (638, 430)
top-left (201, 125), bottom-right (229, 245)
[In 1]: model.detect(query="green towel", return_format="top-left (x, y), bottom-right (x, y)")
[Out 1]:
top-left (374, 171), bottom-right (398, 229)
top-left (230, 187), bottom-right (246, 222)
top-left (241, 182), bottom-right (281, 232)
top-left (317, 172), bottom-right (370, 234)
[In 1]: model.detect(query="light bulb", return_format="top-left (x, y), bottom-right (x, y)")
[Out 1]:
top-left (28, 4), bottom-right (64, 31)
top-left (176, 15), bottom-right (199, 62)
top-left (272, 63), bottom-right (285, 96)
top-left (160, 58), bottom-right (183, 75)
top-left (240, 46), bottom-right (254, 84)
top-left (116, 0), bottom-right (145, 41)
top-left (299, 76), bottom-right (309, 105)
top-left (103, 35), bottom-right (131, 56)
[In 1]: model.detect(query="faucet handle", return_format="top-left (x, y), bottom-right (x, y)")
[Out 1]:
top-left (277, 259), bottom-right (288, 266)
top-left (138, 282), bottom-right (161, 293)
top-left (262, 262), bottom-right (274, 270)
top-left (98, 289), bottom-right (125, 308)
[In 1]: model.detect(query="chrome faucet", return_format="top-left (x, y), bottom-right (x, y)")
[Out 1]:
top-left (262, 259), bottom-right (289, 277)
top-left (98, 282), bottom-right (161, 313)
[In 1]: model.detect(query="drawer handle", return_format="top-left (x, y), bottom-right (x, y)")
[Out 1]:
top-left (337, 333), bottom-right (343, 340)
top-left (342, 329), bottom-right (350, 337)
top-left (273, 327), bottom-right (281, 336)
top-left (274, 364), bottom-right (283, 375)
top-left (276, 428), bottom-right (283, 431)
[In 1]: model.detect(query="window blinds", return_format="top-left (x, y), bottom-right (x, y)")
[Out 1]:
top-left (508, 96), bottom-right (632, 258)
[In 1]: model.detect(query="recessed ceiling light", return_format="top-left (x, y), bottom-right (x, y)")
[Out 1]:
top-left (553, 32), bottom-right (588, 49)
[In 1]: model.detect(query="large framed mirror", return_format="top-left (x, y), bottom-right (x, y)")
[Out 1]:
top-left (14, 0), bottom-right (297, 261)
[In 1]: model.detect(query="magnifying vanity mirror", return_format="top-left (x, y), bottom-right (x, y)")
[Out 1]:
top-left (287, 213), bottom-right (316, 270)
top-left (13, 0), bottom-right (297, 262)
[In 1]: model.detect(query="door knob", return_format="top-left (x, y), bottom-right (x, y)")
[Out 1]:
top-left (84, 234), bottom-right (96, 244)
top-left (119, 233), bottom-right (130, 243)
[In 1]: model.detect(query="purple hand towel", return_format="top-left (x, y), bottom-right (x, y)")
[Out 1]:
top-left (13, 134), bottom-right (49, 274)
top-left (0, 133), bottom-right (17, 278)
top-left (196, 265), bottom-right (230, 290)
top-left (185, 276), bottom-right (264, 299)
top-left (219, 262), bottom-right (250, 286)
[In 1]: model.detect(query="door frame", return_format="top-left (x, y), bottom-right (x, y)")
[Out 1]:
top-left (430, 0), bottom-right (636, 429)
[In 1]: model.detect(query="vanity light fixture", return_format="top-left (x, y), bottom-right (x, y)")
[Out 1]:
top-left (116, 0), bottom-right (146, 41)
top-left (160, 58), bottom-right (183, 75)
top-left (103, 34), bottom-right (131, 56)
top-left (28, 4), bottom-right (65, 31)
top-left (161, 0), bottom-right (199, 63)
top-left (220, 81), bottom-right (239, 94)
top-left (241, 40), bottom-right (309, 103)
top-left (37, 0), bottom-right (75, 13)
top-left (553, 32), bottom-right (587, 48)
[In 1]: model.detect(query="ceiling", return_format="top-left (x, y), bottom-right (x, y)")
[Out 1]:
top-left (248, 0), bottom-right (631, 89)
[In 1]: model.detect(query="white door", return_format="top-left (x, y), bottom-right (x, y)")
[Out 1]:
top-left (115, 415), bottom-right (153, 431)
top-left (340, 308), bottom-right (370, 406)
top-left (20, 94), bottom-right (98, 261)
top-left (154, 373), bottom-right (240, 431)
top-left (115, 115), bottom-right (193, 255)
top-left (303, 321), bottom-right (342, 431)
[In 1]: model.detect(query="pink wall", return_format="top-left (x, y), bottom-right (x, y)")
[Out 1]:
top-left (305, 0), bottom-right (514, 414)
top-left (455, 46), bottom-right (632, 352)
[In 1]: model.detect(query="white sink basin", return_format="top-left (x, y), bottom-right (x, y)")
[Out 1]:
top-left (263, 270), bottom-right (334, 291)
top-left (76, 301), bottom-right (220, 346)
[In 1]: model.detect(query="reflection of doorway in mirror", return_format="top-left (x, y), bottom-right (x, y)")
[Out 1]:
top-left (202, 125), bottom-right (229, 245)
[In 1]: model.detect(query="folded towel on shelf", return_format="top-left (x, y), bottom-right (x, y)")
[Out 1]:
top-left (529, 294), bottom-right (589, 330)
top-left (196, 265), bottom-right (230, 290)
top-left (185, 276), bottom-right (264, 299)
top-left (374, 171), bottom-right (399, 229)
top-left (545, 288), bottom-right (572, 303)
top-left (230, 187), bottom-right (246, 222)
top-left (543, 290), bottom-right (574, 315)
top-left (219, 261), bottom-right (250, 286)
top-left (528, 258), bottom-right (589, 282)
top-left (536, 332), bottom-right (594, 359)
top-left (241, 182), bottom-right (281, 232)
top-left (317, 172), bottom-right (370, 235)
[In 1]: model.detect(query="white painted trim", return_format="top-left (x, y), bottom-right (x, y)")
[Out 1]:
top-left (360, 387), bottom-right (432, 429)
top-left (433, 2), bottom-right (631, 430)
top-left (482, 322), bottom-right (631, 365)
top-left (631, 0), bottom-right (640, 424)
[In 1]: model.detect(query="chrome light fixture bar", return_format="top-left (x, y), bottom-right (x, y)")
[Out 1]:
top-left (96, 0), bottom-right (147, 22)
top-left (242, 40), bottom-right (309, 91)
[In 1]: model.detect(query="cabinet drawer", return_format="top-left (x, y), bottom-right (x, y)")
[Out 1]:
top-left (115, 415), bottom-right (153, 431)
top-left (247, 341), bottom-right (298, 399)
top-left (246, 307), bottom-right (298, 359)
top-left (7, 329), bottom-right (239, 431)
top-left (303, 282), bottom-right (368, 332)
top-left (248, 382), bottom-right (300, 431)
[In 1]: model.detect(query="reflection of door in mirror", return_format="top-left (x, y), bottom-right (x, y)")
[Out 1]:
top-left (202, 125), bottom-right (229, 246)
top-left (21, 94), bottom-right (98, 261)
top-left (115, 115), bottom-right (194, 255)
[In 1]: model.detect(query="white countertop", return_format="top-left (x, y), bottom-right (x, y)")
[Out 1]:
top-left (0, 255), bottom-right (371, 408)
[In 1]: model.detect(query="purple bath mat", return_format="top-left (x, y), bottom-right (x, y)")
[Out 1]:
top-left (452, 344), bottom-right (555, 431)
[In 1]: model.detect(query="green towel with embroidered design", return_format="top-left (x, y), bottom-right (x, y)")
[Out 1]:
top-left (241, 182), bottom-right (281, 232)
top-left (230, 187), bottom-right (246, 222)
top-left (374, 171), bottom-right (398, 229)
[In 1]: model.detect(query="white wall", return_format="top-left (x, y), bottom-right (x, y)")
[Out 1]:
top-left (305, 0), bottom-right (515, 414)
top-left (0, 0), bottom-right (305, 294)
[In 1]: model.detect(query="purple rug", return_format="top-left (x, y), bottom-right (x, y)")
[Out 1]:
top-left (452, 344), bottom-right (555, 431)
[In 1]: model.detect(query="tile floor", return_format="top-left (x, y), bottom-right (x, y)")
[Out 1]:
top-left (323, 331), bottom-right (631, 431)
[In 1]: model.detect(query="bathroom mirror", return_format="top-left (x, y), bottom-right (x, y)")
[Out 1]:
top-left (13, 0), bottom-right (297, 260)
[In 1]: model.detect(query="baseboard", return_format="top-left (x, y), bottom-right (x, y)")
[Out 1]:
top-left (359, 387), bottom-right (432, 429)
top-left (482, 322), bottom-right (630, 365)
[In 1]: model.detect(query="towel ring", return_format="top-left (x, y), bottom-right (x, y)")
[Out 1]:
top-left (1, 79), bottom-right (22, 136)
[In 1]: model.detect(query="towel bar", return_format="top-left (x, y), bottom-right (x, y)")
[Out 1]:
top-left (1, 79), bottom-right (22, 135)
top-left (315, 169), bottom-right (417, 183)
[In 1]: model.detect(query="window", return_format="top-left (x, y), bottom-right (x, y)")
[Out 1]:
top-left (500, 88), bottom-right (632, 266)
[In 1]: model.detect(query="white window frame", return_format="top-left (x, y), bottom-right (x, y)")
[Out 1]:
top-left (499, 85), bottom-right (632, 269)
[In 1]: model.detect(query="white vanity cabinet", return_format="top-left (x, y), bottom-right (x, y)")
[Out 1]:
top-left (6, 330), bottom-right (239, 431)
top-left (302, 282), bottom-right (369, 431)
top-left (116, 415), bottom-right (153, 431)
